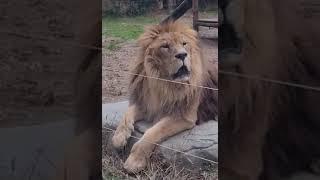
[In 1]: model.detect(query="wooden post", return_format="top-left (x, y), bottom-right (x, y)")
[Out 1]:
top-left (160, 0), bottom-right (192, 25)
top-left (192, 0), bottom-right (199, 31)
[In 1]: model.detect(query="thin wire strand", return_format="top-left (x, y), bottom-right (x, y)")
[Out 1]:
top-left (104, 126), bottom-right (218, 164)
top-left (3, 30), bottom-right (320, 92)
top-left (6, 29), bottom-right (320, 167)
top-left (105, 68), bottom-right (218, 91)
top-left (3, 30), bottom-right (218, 91)
top-left (2, 30), bottom-right (103, 51)
top-left (219, 70), bottom-right (320, 92)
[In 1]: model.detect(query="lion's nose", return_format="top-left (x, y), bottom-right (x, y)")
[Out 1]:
top-left (175, 52), bottom-right (187, 61)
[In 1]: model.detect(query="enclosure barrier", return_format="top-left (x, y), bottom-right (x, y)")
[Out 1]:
top-left (4, 29), bottom-right (320, 168)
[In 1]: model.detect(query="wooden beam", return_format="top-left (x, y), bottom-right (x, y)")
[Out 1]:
top-left (197, 19), bottom-right (219, 27)
top-left (196, 21), bottom-right (219, 28)
top-left (160, 0), bottom-right (192, 25)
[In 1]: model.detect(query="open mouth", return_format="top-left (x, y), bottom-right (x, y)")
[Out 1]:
top-left (173, 65), bottom-right (190, 80)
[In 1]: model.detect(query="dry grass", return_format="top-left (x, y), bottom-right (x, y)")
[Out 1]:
top-left (102, 127), bottom-right (218, 180)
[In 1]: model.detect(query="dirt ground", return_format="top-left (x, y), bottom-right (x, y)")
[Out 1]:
top-left (102, 14), bottom-right (218, 103)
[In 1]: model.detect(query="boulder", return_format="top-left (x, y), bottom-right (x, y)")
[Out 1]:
top-left (102, 101), bottom-right (218, 170)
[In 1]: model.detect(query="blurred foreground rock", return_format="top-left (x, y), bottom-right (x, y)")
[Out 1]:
top-left (102, 101), bottom-right (218, 171)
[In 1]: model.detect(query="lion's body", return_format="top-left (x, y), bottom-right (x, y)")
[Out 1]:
top-left (220, 0), bottom-right (320, 179)
top-left (128, 48), bottom-right (217, 123)
top-left (112, 21), bottom-right (218, 173)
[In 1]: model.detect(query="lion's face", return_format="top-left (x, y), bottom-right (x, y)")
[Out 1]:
top-left (146, 32), bottom-right (193, 82)
top-left (138, 22), bottom-right (201, 84)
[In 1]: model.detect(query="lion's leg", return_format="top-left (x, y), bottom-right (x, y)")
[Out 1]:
top-left (232, 139), bottom-right (264, 180)
top-left (123, 116), bottom-right (195, 173)
top-left (223, 121), bottom-right (268, 180)
top-left (112, 104), bottom-right (142, 148)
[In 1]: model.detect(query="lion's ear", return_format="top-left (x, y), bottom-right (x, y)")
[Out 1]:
top-left (138, 25), bottom-right (160, 49)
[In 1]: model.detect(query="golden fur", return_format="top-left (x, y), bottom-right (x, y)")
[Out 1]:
top-left (220, 0), bottom-right (320, 179)
top-left (112, 21), bottom-right (218, 173)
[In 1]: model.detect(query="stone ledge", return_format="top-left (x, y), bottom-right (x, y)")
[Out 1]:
top-left (102, 101), bottom-right (218, 170)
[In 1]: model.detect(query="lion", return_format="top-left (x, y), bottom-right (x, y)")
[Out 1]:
top-left (220, 0), bottom-right (320, 179)
top-left (111, 21), bottom-right (218, 173)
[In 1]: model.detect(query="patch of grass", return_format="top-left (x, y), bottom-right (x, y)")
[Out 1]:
top-left (206, 10), bottom-right (218, 17)
top-left (106, 39), bottom-right (122, 51)
top-left (102, 16), bottom-right (159, 40)
top-left (200, 9), bottom-right (218, 19)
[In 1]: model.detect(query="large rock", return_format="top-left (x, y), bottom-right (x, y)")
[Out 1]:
top-left (102, 101), bottom-right (218, 170)
top-left (0, 120), bottom-right (74, 179)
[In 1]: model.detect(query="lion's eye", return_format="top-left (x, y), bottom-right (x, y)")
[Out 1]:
top-left (183, 42), bottom-right (187, 46)
top-left (161, 44), bottom-right (169, 49)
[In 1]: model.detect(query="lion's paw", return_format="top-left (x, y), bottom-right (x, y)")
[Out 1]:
top-left (124, 153), bottom-right (147, 173)
top-left (112, 125), bottom-right (133, 148)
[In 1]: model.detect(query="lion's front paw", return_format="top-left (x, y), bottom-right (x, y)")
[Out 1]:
top-left (112, 125), bottom-right (133, 148)
top-left (124, 152), bottom-right (147, 173)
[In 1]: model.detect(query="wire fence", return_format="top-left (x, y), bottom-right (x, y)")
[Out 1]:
top-left (219, 70), bottom-right (320, 92)
top-left (3, 26), bottom-right (320, 168)
top-left (104, 127), bottom-right (218, 164)
top-left (105, 68), bottom-right (218, 91)
top-left (3, 29), bottom-right (219, 166)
